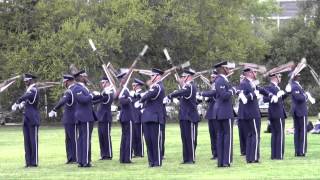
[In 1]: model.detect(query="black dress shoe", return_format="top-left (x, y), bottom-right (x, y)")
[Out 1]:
top-left (29, 164), bottom-right (38, 167)
top-left (222, 164), bottom-right (230, 167)
top-left (78, 164), bottom-right (83, 167)
top-left (83, 164), bottom-right (92, 168)
top-left (181, 161), bottom-right (195, 164)
top-left (120, 161), bottom-right (132, 164)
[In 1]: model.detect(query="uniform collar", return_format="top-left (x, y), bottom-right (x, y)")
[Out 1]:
top-left (135, 88), bottom-right (142, 93)
top-left (219, 74), bottom-right (229, 82)
top-left (78, 82), bottom-right (89, 92)
top-left (68, 83), bottom-right (75, 89)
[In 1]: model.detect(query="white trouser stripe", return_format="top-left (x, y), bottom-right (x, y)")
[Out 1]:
top-left (86, 122), bottom-right (89, 164)
top-left (141, 123), bottom-right (144, 156)
top-left (253, 119), bottom-right (258, 161)
top-left (35, 126), bottom-right (38, 165)
top-left (280, 118), bottom-right (283, 159)
top-left (129, 121), bottom-right (132, 160)
top-left (158, 124), bottom-right (161, 165)
top-left (228, 119), bottom-right (232, 164)
top-left (303, 116), bottom-right (306, 154)
top-left (75, 124), bottom-right (78, 161)
top-left (191, 123), bottom-right (195, 161)
top-left (108, 123), bottom-right (112, 156)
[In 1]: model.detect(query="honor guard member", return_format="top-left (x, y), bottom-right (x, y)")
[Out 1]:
top-left (73, 70), bottom-right (98, 167)
top-left (48, 75), bottom-right (77, 164)
top-left (131, 78), bottom-right (145, 157)
top-left (238, 68), bottom-right (274, 163)
top-left (286, 72), bottom-right (315, 156)
top-left (117, 72), bottom-right (134, 163)
top-left (12, 73), bottom-right (40, 167)
top-left (165, 68), bottom-right (200, 164)
top-left (94, 76), bottom-right (114, 160)
top-left (137, 68), bottom-right (165, 167)
top-left (212, 61), bottom-right (237, 167)
top-left (198, 70), bottom-right (218, 160)
top-left (263, 73), bottom-right (287, 160)
top-left (237, 74), bottom-right (246, 156)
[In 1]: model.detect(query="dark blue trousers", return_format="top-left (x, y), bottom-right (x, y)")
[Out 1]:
top-left (160, 124), bottom-right (165, 159)
top-left (208, 119), bottom-right (218, 158)
top-left (180, 120), bottom-right (196, 163)
top-left (64, 124), bottom-right (77, 163)
top-left (238, 119), bottom-right (246, 156)
top-left (77, 121), bottom-right (93, 166)
top-left (216, 119), bottom-right (233, 166)
top-left (23, 124), bottom-right (39, 166)
top-left (132, 122), bottom-right (144, 157)
top-left (293, 115), bottom-right (307, 156)
top-left (98, 122), bottom-right (112, 159)
top-left (270, 118), bottom-right (285, 159)
top-left (120, 121), bottom-right (132, 163)
top-left (244, 118), bottom-right (261, 162)
top-left (143, 122), bottom-right (161, 167)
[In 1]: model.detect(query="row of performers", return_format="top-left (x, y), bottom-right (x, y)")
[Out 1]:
top-left (11, 60), bottom-right (315, 168)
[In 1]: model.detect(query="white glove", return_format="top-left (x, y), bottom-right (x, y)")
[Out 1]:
top-left (134, 101), bottom-right (143, 108)
top-left (239, 92), bottom-right (247, 104)
top-left (173, 98), bottom-right (179, 105)
top-left (48, 110), bottom-right (57, 118)
top-left (277, 90), bottom-right (285, 98)
top-left (18, 101), bottom-right (26, 109)
top-left (92, 91), bottom-right (101, 96)
top-left (163, 96), bottom-right (171, 104)
top-left (254, 90), bottom-right (260, 97)
top-left (270, 95), bottom-right (278, 103)
top-left (11, 103), bottom-right (19, 111)
top-left (129, 91), bottom-right (135, 97)
top-left (285, 84), bottom-right (291, 93)
top-left (305, 92), bottom-right (316, 104)
top-left (196, 92), bottom-right (203, 101)
top-left (140, 92), bottom-right (147, 98)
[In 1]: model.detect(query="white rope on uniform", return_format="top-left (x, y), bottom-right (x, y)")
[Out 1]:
top-left (86, 122), bottom-right (89, 164)
top-left (280, 118), bottom-right (283, 159)
top-left (184, 84), bottom-right (193, 100)
top-left (151, 84), bottom-right (161, 100)
top-left (253, 118), bottom-right (258, 161)
top-left (66, 89), bottom-right (74, 106)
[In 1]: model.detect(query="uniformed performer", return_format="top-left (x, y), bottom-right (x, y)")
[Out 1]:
top-left (131, 78), bottom-right (145, 158)
top-left (48, 74), bottom-right (77, 164)
top-left (286, 72), bottom-right (314, 157)
top-left (94, 76), bottom-right (114, 160)
top-left (263, 73), bottom-right (287, 160)
top-left (137, 68), bottom-right (165, 167)
top-left (165, 68), bottom-right (200, 164)
top-left (238, 68), bottom-right (274, 163)
top-left (117, 72), bottom-right (134, 163)
top-left (237, 74), bottom-right (246, 156)
top-left (73, 70), bottom-right (97, 167)
top-left (199, 71), bottom-right (218, 160)
top-left (212, 61), bottom-right (237, 167)
top-left (12, 73), bottom-right (40, 167)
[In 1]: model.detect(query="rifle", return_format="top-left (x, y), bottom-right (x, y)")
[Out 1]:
top-left (163, 48), bottom-right (183, 87)
top-left (148, 61), bottom-right (190, 87)
top-left (263, 61), bottom-right (295, 77)
top-left (307, 64), bottom-right (320, 87)
top-left (0, 75), bottom-right (21, 93)
top-left (290, 58), bottom-right (307, 80)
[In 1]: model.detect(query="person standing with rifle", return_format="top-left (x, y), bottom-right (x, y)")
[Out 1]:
top-left (198, 71), bottom-right (218, 160)
top-left (94, 76), bottom-right (114, 160)
top-left (48, 74), bottom-right (77, 164)
top-left (73, 70), bottom-right (98, 167)
top-left (12, 73), bottom-right (40, 168)
top-left (136, 68), bottom-right (165, 167)
top-left (117, 71), bottom-right (135, 164)
top-left (164, 68), bottom-right (199, 164)
top-left (131, 78), bottom-right (145, 158)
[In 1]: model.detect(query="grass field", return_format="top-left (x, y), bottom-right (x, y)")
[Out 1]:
top-left (0, 118), bottom-right (319, 180)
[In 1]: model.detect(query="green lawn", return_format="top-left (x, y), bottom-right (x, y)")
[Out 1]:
top-left (0, 118), bottom-right (319, 180)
